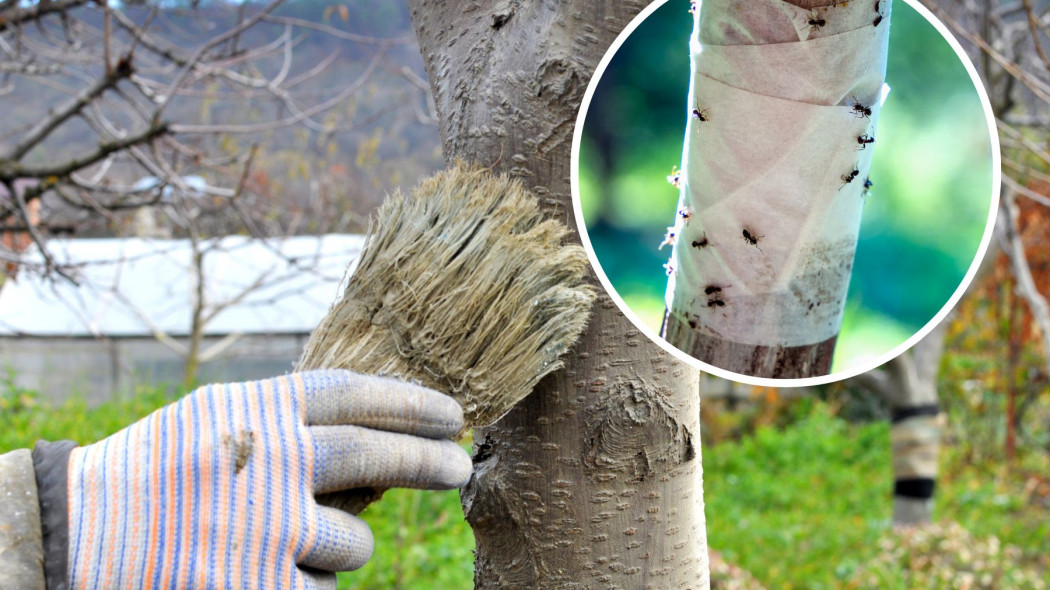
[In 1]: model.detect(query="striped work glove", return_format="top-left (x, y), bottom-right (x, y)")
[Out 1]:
top-left (32, 370), bottom-right (471, 590)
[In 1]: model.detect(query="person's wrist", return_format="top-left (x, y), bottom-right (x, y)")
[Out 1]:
top-left (31, 440), bottom-right (78, 590)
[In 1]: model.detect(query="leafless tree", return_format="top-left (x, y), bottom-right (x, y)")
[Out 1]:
top-left (0, 0), bottom-right (438, 384)
top-left (0, 0), bottom-right (433, 281)
top-left (921, 0), bottom-right (1050, 372)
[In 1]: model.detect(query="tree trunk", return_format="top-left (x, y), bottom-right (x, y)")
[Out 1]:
top-left (662, 0), bottom-right (890, 378)
top-left (183, 245), bottom-right (206, 389)
top-left (850, 322), bottom-right (947, 526)
top-left (408, 2), bottom-right (709, 588)
top-left (847, 225), bottom-right (998, 527)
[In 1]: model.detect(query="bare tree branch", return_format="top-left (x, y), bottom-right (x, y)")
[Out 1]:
top-left (2, 179), bottom-right (78, 283)
top-left (0, 61), bottom-right (61, 74)
top-left (0, 0), bottom-right (435, 383)
top-left (1002, 173), bottom-right (1050, 208)
top-left (198, 332), bottom-right (244, 363)
top-left (1020, 0), bottom-right (1050, 72)
top-left (927, 2), bottom-right (1050, 103)
top-left (1, 54), bottom-right (133, 161)
top-left (110, 287), bottom-right (190, 356)
top-left (168, 56), bottom-right (378, 134)
top-left (0, 0), bottom-right (92, 33)
top-left (155, 0), bottom-right (286, 115)
top-left (2, 120), bottom-right (169, 181)
top-left (999, 188), bottom-right (1050, 377)
top-left (259, 13), bottom-right (416, 46)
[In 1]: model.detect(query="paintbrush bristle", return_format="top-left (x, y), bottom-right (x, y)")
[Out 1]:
top-left (296, 162), bottom-right (594, 434)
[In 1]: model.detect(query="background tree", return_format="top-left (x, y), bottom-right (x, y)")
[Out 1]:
top-left (918, 0), bottom-right (1050, 369)
top-left (849, 323), bottom-right (949, 526)
top-left (840, 0), bottom-right (1050, 529)
top-left (0, 0), bottom-right (441, 384)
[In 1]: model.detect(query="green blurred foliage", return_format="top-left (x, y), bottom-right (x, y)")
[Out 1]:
top-left (338, 473), bottom-right (474, 589)
top-left (937, 244), bottom-right (1050, 468)
top-left (703, 404), bottom-right (891, 589)
top-left (578, 0), bottom-right (994, 373)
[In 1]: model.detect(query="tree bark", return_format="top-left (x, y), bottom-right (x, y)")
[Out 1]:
top-left (408, 2), bottom-right (709, 588)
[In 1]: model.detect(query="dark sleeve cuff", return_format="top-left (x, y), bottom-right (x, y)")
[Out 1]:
top-left (32, 440), bottom-right (78, 590)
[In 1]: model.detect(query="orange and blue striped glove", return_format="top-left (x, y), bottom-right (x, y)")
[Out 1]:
top-left (31, 370), bottom-right (471, 590)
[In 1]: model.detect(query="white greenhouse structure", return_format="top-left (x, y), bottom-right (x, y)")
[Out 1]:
top-left (0, 235), bottom-right (363, 404)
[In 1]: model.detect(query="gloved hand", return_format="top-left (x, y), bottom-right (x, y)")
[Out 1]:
top-left (34, 369), bottom-right (472, 590)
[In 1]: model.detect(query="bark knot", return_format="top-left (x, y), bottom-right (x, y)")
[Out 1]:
top-left (491, 0), bottom-right (516, 29)
top-left (583, 380), bottom-right (695, 483)
top-left (536, 57), bottom-right (583, 104)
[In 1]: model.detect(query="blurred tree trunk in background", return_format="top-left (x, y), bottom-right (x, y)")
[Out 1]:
top-left (408, 2), bottom-right (710, 588)
top-left (851, 323), bottom-right (948, 526)
top-left (842, 0), bottom-right (1050, 526)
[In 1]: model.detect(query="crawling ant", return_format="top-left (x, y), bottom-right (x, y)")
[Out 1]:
top-left (856, 134), bottom-right (876, 149)
top-left (808, 11), bottom-right (826, 29)
top-left (707, 298), bottom-right (726, 308)
top-left (692, 101), bottom-right (709, 123)
top-left (704, 285), bottom-right (722, 295)
top-left (678, 206), bottom-right (693, 223)
top-left (666, 165), bottom-right (682, 188)
top-left (742, 228), bottom-right (763, 250)
top-left (848, 95), bottom-right (872, 119)
top-left (873, 14), bottom-right (883, 27)
top-left (841, 168), bottom-right (860, 189)
top-left (691, 236), bottom-right (709, 249)
top-left (659, 226), bottom-right (677, 250)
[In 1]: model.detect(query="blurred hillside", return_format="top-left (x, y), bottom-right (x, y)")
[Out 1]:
top-left (2, 0), bottom-right (443, 238)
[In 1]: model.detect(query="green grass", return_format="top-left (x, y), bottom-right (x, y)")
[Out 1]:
top-left (338, 486), bottom-right (473, 589)
top-left (703, 403), bottom-right (1048, 589)
top-left (2, 382), bottom-right (1044, 589)
top-left (936, 450), bottom-right (1050, 573)
top-left (0, 380), bottom-right (177, 449)
top-left (703, 407), bottom-right (894, 590)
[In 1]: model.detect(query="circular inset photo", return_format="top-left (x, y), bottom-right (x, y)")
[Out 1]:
top-left (572, 0), bottom-right (999, 383)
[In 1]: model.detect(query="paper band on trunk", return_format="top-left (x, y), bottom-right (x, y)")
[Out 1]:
top-left (891, 412), bottom-right (944, 481)
top-left (666, 0), bottom-right (891, 347)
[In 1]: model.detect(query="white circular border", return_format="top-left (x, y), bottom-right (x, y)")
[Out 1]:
top-left (570, 0), bottom-right (1002, 388)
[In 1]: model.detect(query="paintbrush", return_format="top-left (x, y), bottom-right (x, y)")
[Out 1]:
top-left (295, 162), bottom-right (594, 512)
